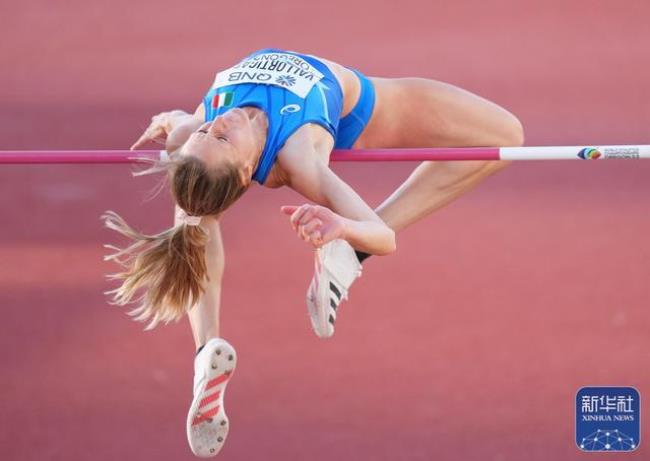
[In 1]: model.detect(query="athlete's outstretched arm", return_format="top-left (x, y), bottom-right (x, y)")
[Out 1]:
top-left (179, 210), bottom-right (225, 349)
top-left (130, 104), bottom-right (204, 152)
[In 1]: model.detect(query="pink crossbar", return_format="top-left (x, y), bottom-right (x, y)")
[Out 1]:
top-left (0, 148), bottom-right (499, 164)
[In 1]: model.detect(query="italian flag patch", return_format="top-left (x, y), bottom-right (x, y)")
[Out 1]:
top-left (212, 92), bottom-right (234, 109)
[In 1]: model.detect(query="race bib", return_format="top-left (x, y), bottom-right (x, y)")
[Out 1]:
top-left (211, 52), bottom-right (324, 98)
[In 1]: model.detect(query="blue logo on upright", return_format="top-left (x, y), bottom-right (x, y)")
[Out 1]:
top-left (576, 386), bottom-right (640, 452)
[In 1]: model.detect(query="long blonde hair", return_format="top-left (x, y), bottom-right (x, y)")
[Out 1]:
top-left (102, 155), bottom-right (248, 329)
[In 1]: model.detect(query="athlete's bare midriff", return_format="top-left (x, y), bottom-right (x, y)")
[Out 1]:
top-left (306, 55), bottom-right (361, 119)
top-left (307, 55), bottom-right (396, 150)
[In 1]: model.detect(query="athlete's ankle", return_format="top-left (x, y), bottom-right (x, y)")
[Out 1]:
top-left (195, 336), bottom-right (221, 356)
top-left (355, 250), bottom-right (371, 264)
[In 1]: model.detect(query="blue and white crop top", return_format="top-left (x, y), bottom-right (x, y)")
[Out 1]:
top-left (202, 48), bottom-right (344, 184)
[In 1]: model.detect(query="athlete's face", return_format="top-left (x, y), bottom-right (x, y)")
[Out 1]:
top-left (180, 108), bottom-right (262, 182)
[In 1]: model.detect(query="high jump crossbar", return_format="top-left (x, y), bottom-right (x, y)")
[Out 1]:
top-left (0, 145), bottom-right (649, 164)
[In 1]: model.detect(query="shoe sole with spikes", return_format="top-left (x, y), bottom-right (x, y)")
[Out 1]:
top-left (187, 338), bottom-right (237, 457)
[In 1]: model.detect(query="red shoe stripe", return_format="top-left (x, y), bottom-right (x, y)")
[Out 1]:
top-left (199, 390), bottom-right (221, 409)
top-left (192, 405), bottom-right (220, 426)
top-left (206, 372), bottom-right (231, 391)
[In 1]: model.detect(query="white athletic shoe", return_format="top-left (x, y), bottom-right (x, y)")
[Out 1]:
top-left (186, 337), bottom-right (237, 457)
top-left (307, 239), bottom-right (362, 338)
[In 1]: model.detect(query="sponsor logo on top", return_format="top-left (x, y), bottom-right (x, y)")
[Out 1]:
top-left (211, 52), bottom-right (324, 98)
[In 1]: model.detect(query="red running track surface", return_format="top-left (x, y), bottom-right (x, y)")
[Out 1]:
top-left (1, 1), bottom-right (649, 460)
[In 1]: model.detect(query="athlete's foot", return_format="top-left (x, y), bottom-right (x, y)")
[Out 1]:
top-left (307, 239), bottom-right (362, 338)
top-left (187, 337), bottom-right (237, 457)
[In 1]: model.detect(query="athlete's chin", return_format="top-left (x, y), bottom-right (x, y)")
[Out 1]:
top-left (228, 107), bottom-right (248, 120)
top-left (225, 109), bottom-right (252, 129)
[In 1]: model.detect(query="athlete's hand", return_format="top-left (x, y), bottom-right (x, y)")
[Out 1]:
top-left (280, 204), bottom-right (348, 248)
top-left (130, 110), bottom-right (191, 150)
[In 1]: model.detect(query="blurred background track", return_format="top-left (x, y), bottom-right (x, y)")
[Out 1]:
top-left (1, 1), bottom-right (649, 460)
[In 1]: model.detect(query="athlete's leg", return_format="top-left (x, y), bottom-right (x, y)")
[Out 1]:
top-left (376, 161), bottom-right (513, 233)
top-left (358, 77), bottom-right (524, 233)
top-left (305, 76), bottom-right (523, 338)
top-left (174, 207), bottom-right (224, 350)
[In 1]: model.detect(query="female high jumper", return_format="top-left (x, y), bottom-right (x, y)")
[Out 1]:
top-left (103, 48), bottom-right (523, 457)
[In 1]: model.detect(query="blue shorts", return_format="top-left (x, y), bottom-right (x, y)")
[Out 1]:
top-left (334, 68), bottom-right (376, 149)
